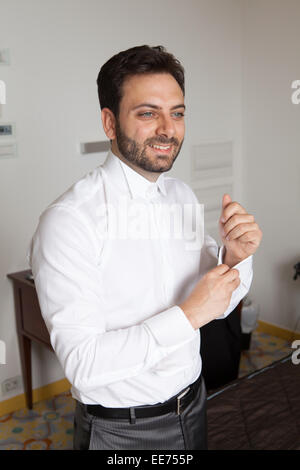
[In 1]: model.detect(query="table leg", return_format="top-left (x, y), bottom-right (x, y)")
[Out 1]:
top-left (17, 334), bottom-right (33, 409)
top-left (12, 284), bottom-right (33, 410)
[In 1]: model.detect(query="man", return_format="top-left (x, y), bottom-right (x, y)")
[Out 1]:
top-left (28, 45), bottom-right (262, 450)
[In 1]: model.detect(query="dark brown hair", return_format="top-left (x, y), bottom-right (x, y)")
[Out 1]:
top-left (97, 45), bottom-right (185, 118)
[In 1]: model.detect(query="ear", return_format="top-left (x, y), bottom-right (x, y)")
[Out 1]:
top-left (101, 108), bottom-right (117, 140)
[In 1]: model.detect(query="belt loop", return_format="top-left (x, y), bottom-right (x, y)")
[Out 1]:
top-left (130, 407), bottom-right (136, 424)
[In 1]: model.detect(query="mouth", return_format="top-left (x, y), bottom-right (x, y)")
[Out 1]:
top-left (148, 143), bottom-right (173, 155)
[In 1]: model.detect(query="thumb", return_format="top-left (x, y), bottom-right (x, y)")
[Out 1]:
top-left (222, 193), bottom-right (232, 210)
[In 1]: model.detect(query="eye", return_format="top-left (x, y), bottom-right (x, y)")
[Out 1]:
top-left (138, 112), bottom-right (154, 118)
top-left (172, 112), bottom-right (185, 118)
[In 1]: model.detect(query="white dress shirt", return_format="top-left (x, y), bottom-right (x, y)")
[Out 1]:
top-left (28, 150), bottom-right (253, 407)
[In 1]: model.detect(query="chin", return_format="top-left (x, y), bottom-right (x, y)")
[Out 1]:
top-left (152, 161), bottom-right (174, 173)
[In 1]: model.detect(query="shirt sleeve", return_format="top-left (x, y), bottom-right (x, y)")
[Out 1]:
top-left (216, 245), bottom-right (253, 318)
top-left (199, 233), bottom-right (253, 319)
top-left (28, 205), bottom-right (196, 394)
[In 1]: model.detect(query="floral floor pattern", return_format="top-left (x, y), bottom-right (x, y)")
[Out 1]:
top-left (0, 391), bottom-right (75, 450)
top-left (0, 330), bottom-right (293, 450)
top-left (238, 330), bottom-right (292, 377)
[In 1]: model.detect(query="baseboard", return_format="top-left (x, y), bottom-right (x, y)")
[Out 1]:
top-left (257, 320), bottom-right (300, 342)
top-left (0, 378), bottom-right (71, 417)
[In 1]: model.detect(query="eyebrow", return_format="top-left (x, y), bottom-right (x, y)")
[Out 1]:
top-left (132, 103), bottom-right (186, 111)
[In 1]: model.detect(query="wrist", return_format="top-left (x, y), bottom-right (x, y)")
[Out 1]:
top-left (179, 302), bottom-right (212, 330)
top-left (179, 302), bottom-right (199, 330)
top-left (223, 247), bottom-right (244, 268)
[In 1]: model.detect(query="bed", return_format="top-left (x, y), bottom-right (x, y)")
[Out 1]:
top-left (206, 354), bottom-right (300, 450)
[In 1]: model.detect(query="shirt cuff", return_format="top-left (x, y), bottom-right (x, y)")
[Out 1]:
top-left (144, 305), bottom-right (196, 348)
top-left (218, 246), bottom-right (253, 275)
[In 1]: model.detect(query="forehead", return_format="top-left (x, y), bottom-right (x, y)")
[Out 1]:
top-left (120, 73), bottom-right (184, 109)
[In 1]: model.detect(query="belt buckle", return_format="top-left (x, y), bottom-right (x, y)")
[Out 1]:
top-left (176, 387), bottom-right (190, 415)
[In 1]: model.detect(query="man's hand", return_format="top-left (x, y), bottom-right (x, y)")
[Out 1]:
top-left (219, 194), bottom-right (263, 267)
top-left (179, 264), bottom-right (241, 329)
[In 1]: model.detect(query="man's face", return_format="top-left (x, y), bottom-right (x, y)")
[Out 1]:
top-left (112, 73), bottom-right (185, 174)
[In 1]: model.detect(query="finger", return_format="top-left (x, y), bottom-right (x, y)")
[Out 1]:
top-left (210, 263), bottom-right (231, 275)
top-left (223, 268), bottom-right (240, 282)
top-left (222, 214), bottom-right (255, 238)
top-left (225, 223), bottom-right (258, 241)
top-left (230, 276), bottom-right (241, 290)
top-left (222, 193), bottom-right (232, 210)
top-left (220, 201), bottom-right (247, 224)
top-left (220, 194), bottom-right (232, 222)
top-left (234, 230), bottom-right (261, 244)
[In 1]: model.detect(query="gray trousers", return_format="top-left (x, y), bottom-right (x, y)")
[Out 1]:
top-left (73, 376), bottom-right (207, 450)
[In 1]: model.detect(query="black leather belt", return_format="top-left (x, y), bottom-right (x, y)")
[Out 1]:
top-left (86, 374), bottom-right (202, 422)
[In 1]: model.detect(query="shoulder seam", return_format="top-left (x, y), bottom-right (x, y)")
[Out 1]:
top-left (42, 203), bottom-right (87, 221)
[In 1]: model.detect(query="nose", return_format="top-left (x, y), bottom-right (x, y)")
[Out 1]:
top-left (155, 115), bottom-right (176, 140)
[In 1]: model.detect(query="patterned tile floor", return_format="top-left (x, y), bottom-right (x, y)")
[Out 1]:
top-left (0, 330), bottom-right (293, 450)
top-left (0, 392), bottom-right (75, 450)
top-left (238, 330), bottom-right (292, 377)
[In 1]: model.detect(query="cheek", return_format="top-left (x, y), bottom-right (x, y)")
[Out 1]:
top-left (131, 124), bottom-right (156, 144)
top-left (176, 122), bottom-right (185, 140)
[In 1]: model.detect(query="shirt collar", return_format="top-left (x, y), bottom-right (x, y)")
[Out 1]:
top-left (101, 150), bottom-right (167, 200)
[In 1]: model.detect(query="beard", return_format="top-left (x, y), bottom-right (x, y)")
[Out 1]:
top-left (114, 119), bottom-right (183, 173)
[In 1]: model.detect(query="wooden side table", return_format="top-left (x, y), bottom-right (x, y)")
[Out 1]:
top-left (7, 270), bottom-right (53, 409)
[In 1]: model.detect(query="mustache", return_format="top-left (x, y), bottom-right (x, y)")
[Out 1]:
top-left (145, 137), bottom-right (179, 146)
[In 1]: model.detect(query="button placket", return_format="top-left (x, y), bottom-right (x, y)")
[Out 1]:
top-left (151, 200), bottom-right (175, 305)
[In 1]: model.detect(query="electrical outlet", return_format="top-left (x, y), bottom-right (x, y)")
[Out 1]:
top-left (1, 376), bottom-right (22, 396)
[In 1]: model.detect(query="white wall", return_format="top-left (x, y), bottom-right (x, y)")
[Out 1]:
top-left (242, 0), bottom-right (300, 332)
top-left (0, 0), bottom-right (244, 402)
